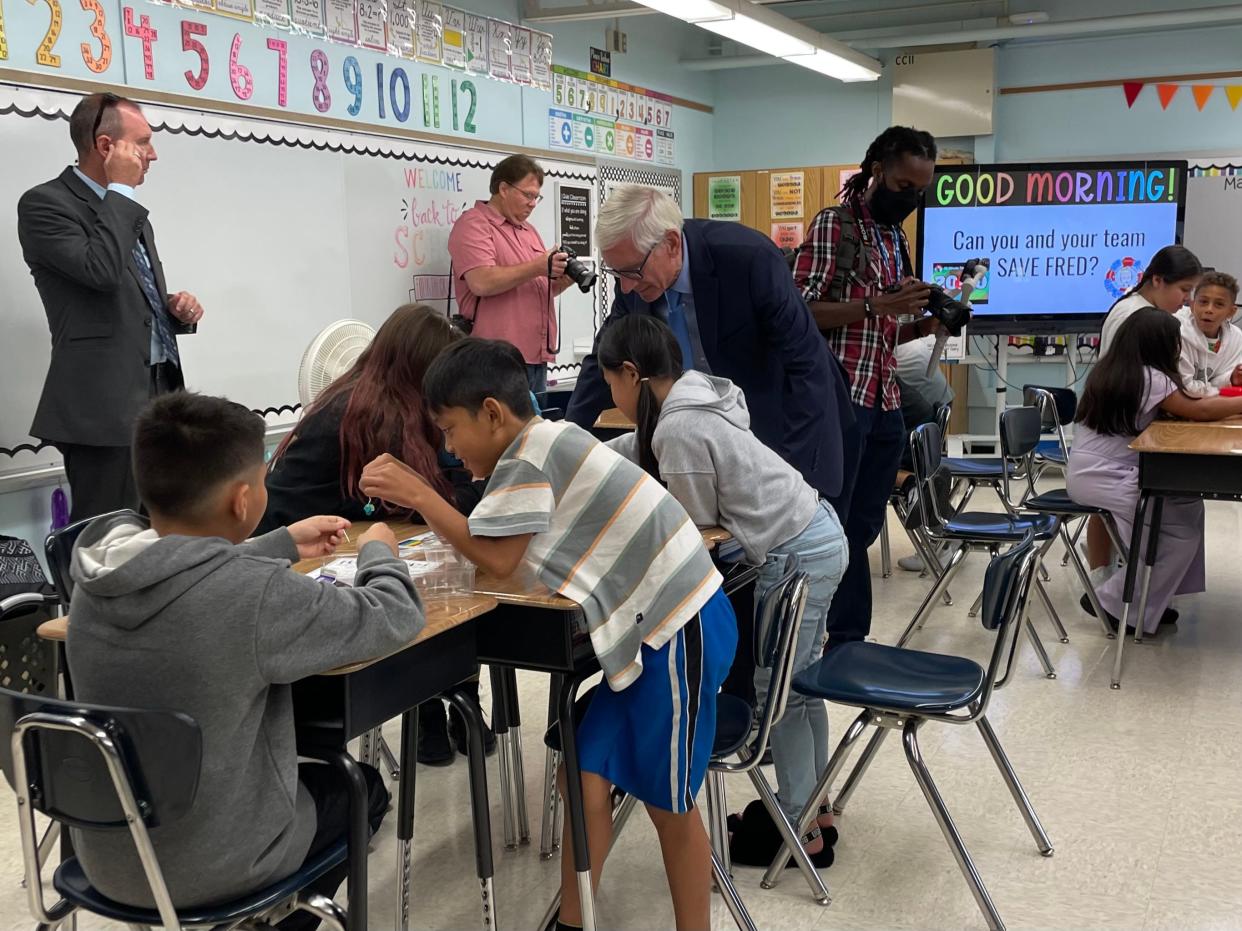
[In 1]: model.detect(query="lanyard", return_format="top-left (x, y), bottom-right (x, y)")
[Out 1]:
top-left (872, 226), bottom-right (904, 283)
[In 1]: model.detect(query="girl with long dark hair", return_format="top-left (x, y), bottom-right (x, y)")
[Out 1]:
top-left (598, 314), bottom-right (848, 868)
top-left (260, 303), bottom-right (488, 764)
top-left (1068, 307), bottom-right (1242, 634)
top-left (1098, 244), bottom-right (1202, 356)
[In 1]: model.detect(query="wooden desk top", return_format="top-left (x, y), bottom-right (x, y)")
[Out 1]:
top-left (1131, 418), bottom-right (1242, 457)
top-left (594, 408), bottom-right (636, 431)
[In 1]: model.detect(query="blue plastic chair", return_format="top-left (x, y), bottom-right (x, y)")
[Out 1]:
top-left (760, 533), bottom-right (1052, 931)
top-left (894, 423), bottom-right (1065, 674)
top-left (0, 687), bottom-right (351, 930)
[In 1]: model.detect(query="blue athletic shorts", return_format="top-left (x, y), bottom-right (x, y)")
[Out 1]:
top-left (574, 586), bottom-right (738, 813)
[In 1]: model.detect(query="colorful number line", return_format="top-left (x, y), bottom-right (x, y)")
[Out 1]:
top-left (552, 64), bottom-right (712, 113)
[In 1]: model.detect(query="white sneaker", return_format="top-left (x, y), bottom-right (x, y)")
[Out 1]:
top-left (1087, 565), bottom-right (1116, 590)
top-left (898, 554), bottom-right (926, 572)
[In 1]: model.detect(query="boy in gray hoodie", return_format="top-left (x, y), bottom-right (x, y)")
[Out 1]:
top-left (67, 391), bottom-right (424, 925)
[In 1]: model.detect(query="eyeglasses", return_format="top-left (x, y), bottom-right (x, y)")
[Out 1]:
top-left (91, 92), bottom-right (121, 141)
top-left (601, 243), bottom-right (657, 281)
top-left (504, 182), bottom-right (543, 204)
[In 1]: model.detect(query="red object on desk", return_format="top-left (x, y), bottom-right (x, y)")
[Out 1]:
top-left (1220, 386), bottom-right (1242, 397)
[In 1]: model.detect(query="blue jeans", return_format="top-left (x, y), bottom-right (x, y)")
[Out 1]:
top-left (526, 364), bottom-right (548, 396)
top-left (753, 501), bottom-right (848, 821)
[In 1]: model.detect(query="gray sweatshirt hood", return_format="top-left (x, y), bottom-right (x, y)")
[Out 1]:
top-left (661, 371), bottom-right (751, 431)
top-left (70, 512), bottom-right (246, 629)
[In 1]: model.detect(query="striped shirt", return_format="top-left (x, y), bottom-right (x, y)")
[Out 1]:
top-left (469, 419), bottom-right (722, 691)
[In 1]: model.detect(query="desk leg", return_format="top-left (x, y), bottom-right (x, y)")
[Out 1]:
top-left (558, 672), bottom-right (598, 931)
top-left (447, 688), bottom-right (498, 931)
top-left (489, 666), bottom-right (519, 850)
top-left (327, 750), bottom-right (369, 931)
top-left (396, 709), bottom-right (419, 931)
top-left (502, 667), bottom-right (532, 845)
top-left (540, 674), bottom-right (564, 860)
top-left (1111, 493), bottom-right (1151, 689)
top-left (1132, 497), bottom-right (1164, 646)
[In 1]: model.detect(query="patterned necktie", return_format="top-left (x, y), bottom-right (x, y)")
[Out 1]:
top-left (662, 290), bottom-right (695, 372)
top-left (132, 241), bottom-right (180, 368)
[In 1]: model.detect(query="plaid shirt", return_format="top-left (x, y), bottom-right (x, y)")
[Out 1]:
top-left (794, 194), bottom-right (907, 411)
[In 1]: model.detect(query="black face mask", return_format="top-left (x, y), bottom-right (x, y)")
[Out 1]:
top-left (869, 173), bottom-right (922, 226)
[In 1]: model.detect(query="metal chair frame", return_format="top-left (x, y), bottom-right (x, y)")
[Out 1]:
top-left (894, 423), bottom-right (1063, 678)
top-left (761, 535), bottom-right (1053, 931)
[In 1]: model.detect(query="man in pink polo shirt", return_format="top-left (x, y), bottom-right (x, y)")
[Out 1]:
top-left (448, 154), bottom-right (573, 395)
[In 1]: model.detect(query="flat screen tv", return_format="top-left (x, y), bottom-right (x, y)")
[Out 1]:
top-left (916, 160), bottom-right (1187, 335)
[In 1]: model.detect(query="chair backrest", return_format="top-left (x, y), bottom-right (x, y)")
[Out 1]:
top-left (998, 406), bottom-right (1044, 508)
top-left (44, 510), bottom-right (146, 605)
top-left (717, 564), bottom-right (809, 775)
top-left (909, 421), bottom-right (951, 532)
top-left (975, 532), bottom-right (1041, 707)
top-left (934, 401), bottom-right (952, 447)
top-left (1022, 385), bottom-right (1074, 462)
top-left (1, 686), bottom-right (201, 928)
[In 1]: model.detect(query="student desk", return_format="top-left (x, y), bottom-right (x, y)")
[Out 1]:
top-left (593, 407), bottom-right (636, 431)
top-left (1112, 418), bottom-right (1242, 687)
top-left (39, 569), bottom-right (500, 931)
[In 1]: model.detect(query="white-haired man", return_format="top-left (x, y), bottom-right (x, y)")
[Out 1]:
top-left (566, 184), bottom-right (854, 503)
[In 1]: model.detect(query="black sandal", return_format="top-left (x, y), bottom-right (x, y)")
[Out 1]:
top-left (795, 826), bottom-right (835, 870)
top-left (816, 804), bottom-right (840, 848)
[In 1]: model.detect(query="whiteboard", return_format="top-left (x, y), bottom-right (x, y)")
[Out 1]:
top-left (1184, 162), bottom-right (1242, 275)
top-left (0, 82), bottom-right (599, 478)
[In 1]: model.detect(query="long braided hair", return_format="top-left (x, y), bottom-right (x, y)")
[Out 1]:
top-left (840, 126), bottom-right (938, 200)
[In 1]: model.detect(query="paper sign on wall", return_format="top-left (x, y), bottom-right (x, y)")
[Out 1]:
top-left (291, 0), bottom-right (327, 35)
top-left (464, 11), bottom-right (488, 75)
top-left (708, 176), bottom-right (741, 221)
top-left (770, 171), bottom-right (804, 219)
top-left (441, 5), bottom-right (465, 68)
top-left (415, 0), bottom-right (442, 62)
top-left (488, 18), bottom-right (513, 81)
top-left (770, 222), bottom-right (803, 250)
top-left (386, 0), bottom-right (414, 57)
top-left (531, 31), bottom-right (553, 91)
top-left (324, 0), bottom-right (358, 44)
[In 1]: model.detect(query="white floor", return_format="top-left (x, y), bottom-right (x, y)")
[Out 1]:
top-left (5, 495), bottom-right (1242, 930)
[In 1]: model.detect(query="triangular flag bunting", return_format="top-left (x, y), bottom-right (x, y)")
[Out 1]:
top-left (1227, 85), bottom-right (1242, 110)
top-left (1123, 82), bottom-right (1145, 107)
top-left (1156, 84), bottom-right (1180, 109)
top-left (1193, 85), bottom-right (1215, 110)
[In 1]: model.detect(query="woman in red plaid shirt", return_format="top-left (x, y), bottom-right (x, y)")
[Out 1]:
top-left (793, 126), bottom-right (940, 649)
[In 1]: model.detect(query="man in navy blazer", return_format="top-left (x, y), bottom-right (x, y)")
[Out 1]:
top-left (566, 185), bottom-right (854, 503)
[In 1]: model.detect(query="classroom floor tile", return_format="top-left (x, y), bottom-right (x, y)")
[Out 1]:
top-left (4, 492), bottom-right (1242, 930)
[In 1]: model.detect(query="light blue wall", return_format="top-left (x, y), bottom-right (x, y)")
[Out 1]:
top-left (710, 62), bottom-right (892, 172)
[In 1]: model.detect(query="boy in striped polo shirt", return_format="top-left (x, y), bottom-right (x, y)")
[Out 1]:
top-left (360, 338), bottom-right (737, 930)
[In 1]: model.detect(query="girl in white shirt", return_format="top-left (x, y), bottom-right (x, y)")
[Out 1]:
top-left (1176, 272), bottom-right (1242, 397)
top-left (1099, 245), bottom-right (1202, 356)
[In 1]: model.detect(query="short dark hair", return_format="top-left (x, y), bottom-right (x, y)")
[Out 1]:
top-left (134, 392), bottom-right (266, 517)
top-left (841, 125), bottom-right (938, 199)
top-left (423, 339), bottom-right (535, 418)
top-left (1198, 270), bottom-right (1239, 299)
top-left (489, 154), bottom-right (544, 195)
top-left (69, 92), bottom-right (138, 155)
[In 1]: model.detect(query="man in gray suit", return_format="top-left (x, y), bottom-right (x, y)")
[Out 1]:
top-left (19, 93), bottom-right (204, 522)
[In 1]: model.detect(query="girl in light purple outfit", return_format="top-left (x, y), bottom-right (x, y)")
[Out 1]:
top-left (1067, 307), bottom-right (1242, 634)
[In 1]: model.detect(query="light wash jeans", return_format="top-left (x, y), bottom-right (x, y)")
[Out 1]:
top-left (753, 500), bottom-right (848, 822)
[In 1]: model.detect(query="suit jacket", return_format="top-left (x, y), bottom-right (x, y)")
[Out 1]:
top-left (566, 219), bottom-right (856, 500)
top-left (18, 167), bottom-right (190, 447)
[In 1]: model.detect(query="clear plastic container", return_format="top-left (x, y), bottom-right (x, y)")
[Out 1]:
top-left (404, 536), bottom-right (477, 602)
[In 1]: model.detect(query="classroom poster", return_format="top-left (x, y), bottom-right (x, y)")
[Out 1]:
top-left (771, 222), bottom-right (803, 249)
top-left (324, 0), bottom-right (358, 44)
top-left (441, 6), bottom-right (465, 68)
top-left (356, 0), bottom-right (387, 51)
top-left (510, 26), bottom-right (532, 86)
top-left (290, 0), bottom-right (327, 35)
top-left (464, 11), bottom-right (488, 75)
top-left (385, 0), bottom-right (414, 57)
top-left (415, 0), bottom-right (442, 62)
top-left (254, 0), bottom-right (292, 28)
top-left (558, 185), bottom-right (592, 256)
top-left (488, 18), bottom-right (512, 81)
top-left (655, 128), bottom-right (674, 166)
top-left (214, 0), bottom-right (256, 21)
top-left (532, 31), bottom-right (553, 90)
top-left (708, 176), bottom-right (742, 221)
top-left (770, 171), bottom-right (804, 219)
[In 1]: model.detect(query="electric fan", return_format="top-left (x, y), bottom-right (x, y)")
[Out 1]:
top-left (297, 319), bottom-right (376, 406)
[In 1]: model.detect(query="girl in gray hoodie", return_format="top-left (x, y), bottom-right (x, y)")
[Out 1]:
top-left (598, 314), bottom-right (848, 870)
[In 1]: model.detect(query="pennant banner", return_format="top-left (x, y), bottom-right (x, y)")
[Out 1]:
top-left (1193, 85), bottom-right (1215, 110)
top-left (1123, 81), bottom-right (1144, 108)
top-left (1121, 80), bottom-right (1242, 112)
top-left (1156, 84), bottom-right (1180, 109)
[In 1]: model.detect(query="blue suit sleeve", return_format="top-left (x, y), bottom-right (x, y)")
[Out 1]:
top-left (752, 250), bottom-right (842, 476)
top-left (566, 281), bottom-right (634, 429)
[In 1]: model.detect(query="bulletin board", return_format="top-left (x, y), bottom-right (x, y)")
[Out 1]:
top-left (0, 77), bottom-right (599, 484)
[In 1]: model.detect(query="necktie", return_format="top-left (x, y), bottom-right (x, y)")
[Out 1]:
top-left (132, 241), bottom-right (180, 368)
top-left (662, 290), bottom-right (694, 372)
